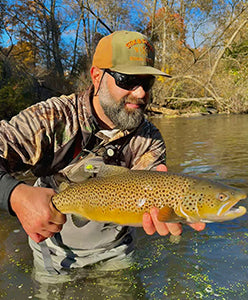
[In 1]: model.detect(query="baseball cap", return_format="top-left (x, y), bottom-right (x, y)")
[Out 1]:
top-left (92, 31), bottom-right (171, 77)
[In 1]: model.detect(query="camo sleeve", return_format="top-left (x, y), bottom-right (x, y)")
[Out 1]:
top-left (0, 94), bottom-right (78, 213)
top-left (0, 158), bottom-right (22, 213)
top-left (127, 120), bottom-right (166, 171)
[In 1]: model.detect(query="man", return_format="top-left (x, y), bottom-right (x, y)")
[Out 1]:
top-left (0, 31), bottom-right (205, 275)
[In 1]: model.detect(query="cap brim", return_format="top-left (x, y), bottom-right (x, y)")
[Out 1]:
top-left (110, 65), bottom-right (172, 77)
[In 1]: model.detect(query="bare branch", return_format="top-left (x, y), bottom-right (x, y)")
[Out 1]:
top-left (151, 0), bottom-right (158, 39)
top-left (82, 0), bottom-right (113, 33)
top-left (208, 18), bottom-right (248, 83)
top-left (187, 5), bottom-right (248, 70)
top-left (170, 75), bottom-right (221, 102)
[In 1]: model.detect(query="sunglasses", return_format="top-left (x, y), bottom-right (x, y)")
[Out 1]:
top-left (105, 69), bottom-right (155, 92)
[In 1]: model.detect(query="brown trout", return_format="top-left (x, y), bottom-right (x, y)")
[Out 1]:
top-left (52, 164), bottom-right (247, 225)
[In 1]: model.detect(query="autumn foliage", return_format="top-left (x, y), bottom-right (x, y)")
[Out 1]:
top-left (1, 0), bottom-right (248, 118)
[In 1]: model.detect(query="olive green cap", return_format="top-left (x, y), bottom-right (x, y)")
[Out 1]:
top-left (92, 30), bottom-right (171, 77)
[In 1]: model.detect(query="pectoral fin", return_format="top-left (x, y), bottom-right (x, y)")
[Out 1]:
top-left (158, 206), bottom-right (185, 222)
top-left (71, 214), bottom-right (90, 227)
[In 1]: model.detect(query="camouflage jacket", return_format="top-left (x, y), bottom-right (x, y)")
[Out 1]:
top-left (0, 85), bottom-right (166, 213)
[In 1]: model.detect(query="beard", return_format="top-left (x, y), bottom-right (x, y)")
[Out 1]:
top-left (98, 77), bottom-right (146, 131)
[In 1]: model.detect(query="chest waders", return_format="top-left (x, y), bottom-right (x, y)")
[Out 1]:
top-left (33, 129), bottom-right (138, 275)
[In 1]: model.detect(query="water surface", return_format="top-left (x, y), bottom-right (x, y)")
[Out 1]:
top-left (1, 114), bottom-right (248, 299)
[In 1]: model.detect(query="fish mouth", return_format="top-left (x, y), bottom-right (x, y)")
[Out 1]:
top-left (216, 191), bottom-right (247, 220)
top-left (220, 205), bottom-right (247, 221)
top-left (202, 193), bottom-right (247, 222)
top-left (202, 205), bottom-right (247, 223)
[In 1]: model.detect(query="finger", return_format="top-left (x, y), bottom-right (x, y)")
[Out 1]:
top-left (142, 212), bottom-right (156, 235)
top-left (188, 222), bottom-right (206, 231)
top-left (46, 223), bottom-right (63, 233)
top-left (150, 207), bottom-right (169, 236)
top-left (39, 229), bottom-right (56, 239)
top-left (156, 164), bottom-right (168, 172)
top-left (29, 232), bottom-right (46, 243)
top-left (51, 212), bottom-right (66, 225)
top-left (49, 201), bottom-right (67, 225)
top-left (166, 222), bottom-right (182, 236)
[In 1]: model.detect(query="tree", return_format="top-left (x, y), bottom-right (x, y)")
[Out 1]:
top-left (1, 0), bottom-right (248, 116)
top-left (5, 0), bottom-right (64, 77)
top-left (146, 0), bottom-right (248, 113)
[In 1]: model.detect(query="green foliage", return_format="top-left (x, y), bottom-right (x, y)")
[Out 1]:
top-left (228, 40), bottom-right (248, 59)
top-left (0, 51), bottom-right (36, 120)
top-left (0, 78), bottom-right (34, 120)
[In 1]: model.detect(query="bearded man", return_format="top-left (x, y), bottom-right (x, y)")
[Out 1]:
top-left (0, 30), bottom-right (205, 278)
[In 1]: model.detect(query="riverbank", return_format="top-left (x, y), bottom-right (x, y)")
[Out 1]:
top-left (147, 103), bottom-right (219, 118)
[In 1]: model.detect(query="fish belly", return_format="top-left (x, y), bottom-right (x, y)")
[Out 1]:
top-left (67, 204), bottom-right (144, 226)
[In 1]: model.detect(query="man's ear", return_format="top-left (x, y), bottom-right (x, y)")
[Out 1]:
top-left (90, 66), bottom-right (102, 92)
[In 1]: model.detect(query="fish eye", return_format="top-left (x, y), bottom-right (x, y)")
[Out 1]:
top-left (218, 193), bottom-right (229, 201)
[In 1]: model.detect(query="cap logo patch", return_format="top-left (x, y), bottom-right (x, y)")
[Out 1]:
top-left (125, 39), bottom-right (154, 64)
top-left (125, 39), bottom-right (154, 52)
top-left (129, 56), bottom-right (153, 64)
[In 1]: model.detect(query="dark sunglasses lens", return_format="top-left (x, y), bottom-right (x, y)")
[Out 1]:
top-left (109, 71), bottom-right (155, 91)
top-left (116, 75), bottom-right (137, 90)
top-left (142, 76), bottom-right (155, 92)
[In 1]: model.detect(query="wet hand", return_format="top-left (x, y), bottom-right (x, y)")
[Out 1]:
top-left (142, 207), bottom-right (206, 236)
top-left (10, 184), bottom-right (66, 243)
top-left (142, 164), bottom-right (206, 235)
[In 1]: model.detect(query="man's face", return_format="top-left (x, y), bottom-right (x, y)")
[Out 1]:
top-left (98, 72), bottom-right (151, 131)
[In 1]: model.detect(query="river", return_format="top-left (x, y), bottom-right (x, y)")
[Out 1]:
top-left (1, 114), bottom-right (248, 299)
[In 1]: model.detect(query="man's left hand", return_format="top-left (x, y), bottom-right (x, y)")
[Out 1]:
top-left (142, 164), bottom-right (206, 236)
top-left (142, 207), bottom-right (206, 236)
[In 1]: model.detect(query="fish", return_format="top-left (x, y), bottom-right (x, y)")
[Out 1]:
top-left (51, 164), bottom-right (247, 225)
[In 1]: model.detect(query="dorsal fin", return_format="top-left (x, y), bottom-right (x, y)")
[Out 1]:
top-left (96, 164), bottom-right (130, 178)
top-left (58, 182), bottom-right (70, 193)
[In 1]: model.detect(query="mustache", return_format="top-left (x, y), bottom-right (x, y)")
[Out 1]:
top-left (122, 96), bottom-right (146, 106)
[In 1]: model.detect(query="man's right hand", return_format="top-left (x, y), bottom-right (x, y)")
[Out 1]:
top-left (10, 183), bottom-right (66, 243)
